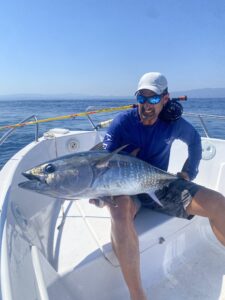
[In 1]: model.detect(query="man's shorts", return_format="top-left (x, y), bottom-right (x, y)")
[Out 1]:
top-left (132, 178), bottom-right (201, 219)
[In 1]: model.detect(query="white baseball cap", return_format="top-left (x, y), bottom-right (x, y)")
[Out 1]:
top-left (136, 72), bottom-right (168, 95)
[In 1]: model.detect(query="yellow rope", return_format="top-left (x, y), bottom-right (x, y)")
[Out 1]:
top-left (0, 104), bottom-right (134, 131)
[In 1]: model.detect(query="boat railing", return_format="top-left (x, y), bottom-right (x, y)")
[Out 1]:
top-left (0, 115), bottom-right (39, 146)
top-left (183, 112), bottom-right (225, 138)
top-left (0, 110), bottom-right (225, 147)
top-left (95, 112), bottom-right (225, 139)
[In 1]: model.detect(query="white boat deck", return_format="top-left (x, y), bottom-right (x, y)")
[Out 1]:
top-left (0, 129), bottom-right (225, 300)
top-left (53, 198), bottom-right (225, 300)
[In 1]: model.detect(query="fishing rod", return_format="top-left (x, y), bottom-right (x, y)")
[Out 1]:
top-left (0, 96), bottom-right (187, 131)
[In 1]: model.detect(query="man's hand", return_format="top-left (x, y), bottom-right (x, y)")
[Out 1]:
top-left (177, 171), bottom-right (190, 181)
top-left (89, 197), bottom-right (118, 207)
top-left (89, 199), bottom-right (106, 208)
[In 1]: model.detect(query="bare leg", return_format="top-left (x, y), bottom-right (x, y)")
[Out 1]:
top-left (109, 195), bottom-right (147, 300)
top-left (186, 187), bottom-right (225, 246)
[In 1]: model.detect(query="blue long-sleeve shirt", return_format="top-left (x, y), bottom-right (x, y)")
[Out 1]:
top-left (103, 107), bottom-right (202, 180)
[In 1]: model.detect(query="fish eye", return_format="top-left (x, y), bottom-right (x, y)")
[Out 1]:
top-left (44, 164), bottom-right (56, 174)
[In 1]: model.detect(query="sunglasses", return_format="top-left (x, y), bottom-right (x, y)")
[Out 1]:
top-left (137, 94), bottom-right (161, 105)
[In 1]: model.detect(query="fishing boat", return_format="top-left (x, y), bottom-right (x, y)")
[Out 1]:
top-left (0, 105), bottom-right (225, 300)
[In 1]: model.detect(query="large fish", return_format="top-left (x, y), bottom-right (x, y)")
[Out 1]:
top-left (19, 146), bottom-right (177, 206)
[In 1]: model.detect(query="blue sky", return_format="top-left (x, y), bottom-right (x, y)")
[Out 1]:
top-left (0, 0), bottom-right (225, 96)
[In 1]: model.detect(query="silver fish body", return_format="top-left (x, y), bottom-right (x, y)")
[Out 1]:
top-left (19, 150), bottom-right (177, 204)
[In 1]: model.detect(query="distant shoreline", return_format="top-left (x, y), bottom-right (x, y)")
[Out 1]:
top-left (1, 87), bottom-right (225, 101)
top-left (1, 97), bottom-right (225, 101)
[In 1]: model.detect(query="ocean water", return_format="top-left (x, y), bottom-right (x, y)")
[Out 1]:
top-left (0, 98), bottom-right (225, 168)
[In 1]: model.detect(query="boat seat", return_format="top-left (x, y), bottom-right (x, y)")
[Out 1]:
top-left (87, 204), bottom-right (195, 266)
top-left (55, 199), bottom-right (195, 272)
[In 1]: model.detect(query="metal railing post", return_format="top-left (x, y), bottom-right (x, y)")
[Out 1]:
top-left (0, 115), bottom-right (39, 146)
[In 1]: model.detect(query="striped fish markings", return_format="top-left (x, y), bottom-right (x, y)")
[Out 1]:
top-left (19, 146), bottom-right (177, 206)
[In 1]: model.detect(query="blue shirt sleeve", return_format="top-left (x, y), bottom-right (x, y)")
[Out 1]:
top-left (175, 118), bottom-right (202, 180)
top-left (102, 113), bottom-right (124, 151)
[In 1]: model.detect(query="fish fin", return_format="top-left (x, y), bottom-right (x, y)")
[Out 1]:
top-left (146, 190), bottom-right (163, 207)
top-left (89, 142), bottom-right (104, 151)
top-left (94, 144), bottom-right (129, 168)
top-left (130, 148), bottom-right (140, 157)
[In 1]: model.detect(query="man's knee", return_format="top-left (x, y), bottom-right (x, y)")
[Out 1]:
top-left (109, 196), bottom-right (139, 246)
top-left (187, 187), bottom-right (225, 218)
top-left (109, 195), bottom-right (137, 224)
top-left (210, 191), bottom-right (225, 216)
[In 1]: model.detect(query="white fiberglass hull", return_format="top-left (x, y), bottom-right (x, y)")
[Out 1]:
top-left (0, 129), bottom-right (225, 300)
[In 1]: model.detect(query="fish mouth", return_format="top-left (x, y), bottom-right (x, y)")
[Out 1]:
top-left (22, 171), bottom-right (45, 183)
top-left (22, 172), bottom-right (41, 181)
top-left (19, 172), bottom-right (46, 191)
top-left (19, 173), bottom-right (49, 194)
top-left (18, 178), bottom-right (46, 193)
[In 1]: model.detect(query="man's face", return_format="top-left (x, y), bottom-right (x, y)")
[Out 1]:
top-left (137, 89), bottom-right (168, 125)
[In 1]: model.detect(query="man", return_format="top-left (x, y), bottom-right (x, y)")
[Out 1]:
top-left (91, 72), bottom-right (225, 300)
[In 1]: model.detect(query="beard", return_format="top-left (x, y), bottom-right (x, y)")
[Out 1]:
top-left (139, 105), bottom-right (156, 120)
top-left (138, 104), bottom-right (163, 125)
